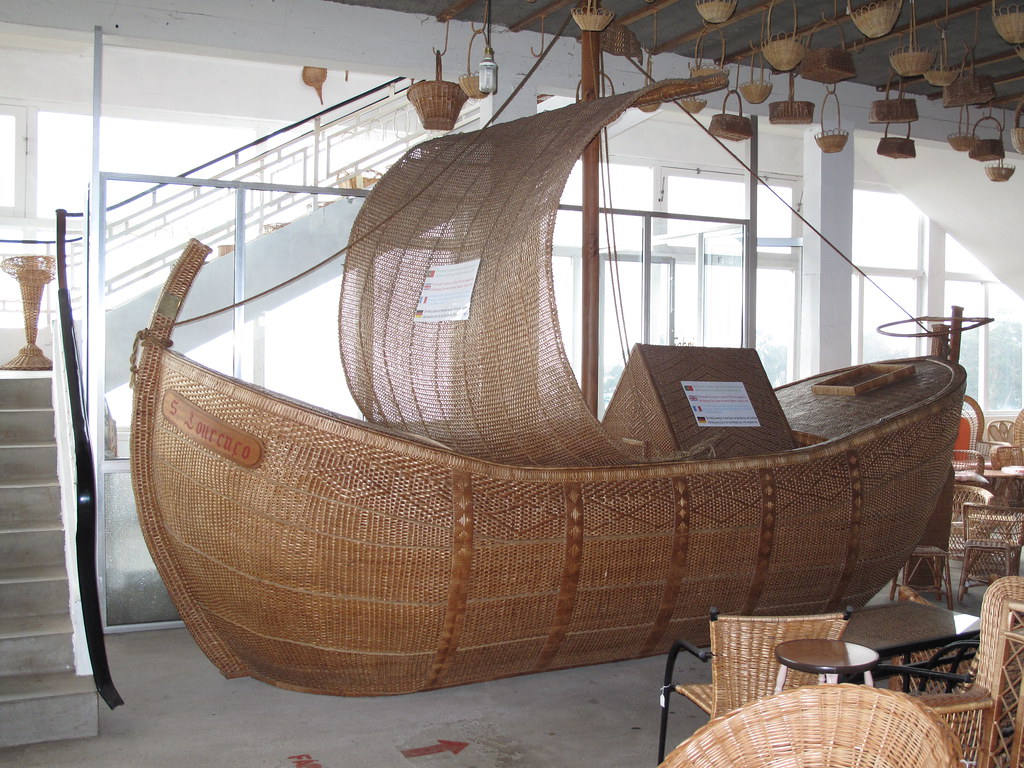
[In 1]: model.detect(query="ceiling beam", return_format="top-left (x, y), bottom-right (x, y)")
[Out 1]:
top-left (510, 0), bottom-right (577, 32)
top-left (437, 0), bottom-right (479, 23)
top-left (617, 0), bottom-right (681, 27)
top-left (652, 1), bottom-right (772, 55)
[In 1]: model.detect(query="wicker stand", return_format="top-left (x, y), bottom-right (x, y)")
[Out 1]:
top-left (1, 255), bottom-right (55, 371)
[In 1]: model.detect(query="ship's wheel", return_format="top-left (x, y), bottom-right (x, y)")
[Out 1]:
top-left (876, 309), bottom-right (993, 365)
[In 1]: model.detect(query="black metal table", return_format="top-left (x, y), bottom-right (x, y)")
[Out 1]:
top-left (845, 600), bottom-right (980, 660)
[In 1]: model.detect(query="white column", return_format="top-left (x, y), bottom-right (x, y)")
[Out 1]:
top-left (799, 125), bottom-right (854, 377)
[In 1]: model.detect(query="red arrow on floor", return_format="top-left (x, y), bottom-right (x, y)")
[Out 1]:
top-left (400, 740), bottom-right (470, 759)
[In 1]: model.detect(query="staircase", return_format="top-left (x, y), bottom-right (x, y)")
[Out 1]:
top-left (0, 374), bottom-right (98, 748)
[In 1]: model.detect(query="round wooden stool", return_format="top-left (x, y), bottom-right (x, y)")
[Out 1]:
top-left (774, 638), bottom-right (880, 693)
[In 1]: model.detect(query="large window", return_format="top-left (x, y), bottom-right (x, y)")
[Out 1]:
top-left (851, 189), bottom-right (923, 363)
top-left (945, 234), bottom-right (1023, 413)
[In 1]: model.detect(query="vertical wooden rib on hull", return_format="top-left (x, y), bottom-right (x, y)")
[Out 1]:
top-left (132, 293), bottom-right (962, 695)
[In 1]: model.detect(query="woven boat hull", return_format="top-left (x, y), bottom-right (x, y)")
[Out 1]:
top-left (131, 246), bottom-right (964, 695)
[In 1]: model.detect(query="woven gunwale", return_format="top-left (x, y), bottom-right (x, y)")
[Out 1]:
top-left (133, 239), bottom-right (965, 696)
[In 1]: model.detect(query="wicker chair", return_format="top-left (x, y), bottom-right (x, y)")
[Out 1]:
top-left (958, 502), bottom-right (1024, 600)
top-left (988, 419), bottom-right (1014, 444)
top-left (661, 684), bottom-right (962, 768)
top-left (950, 484), bottom-right (995, 560)
top-left (958, 395), bottom-right (984, 451)
top-left (656, 610), bottom-right (849, 763)
top-left (880, 576), bottom-right (1024, 768)
top-left (953, 448), bottom-right (988, 487)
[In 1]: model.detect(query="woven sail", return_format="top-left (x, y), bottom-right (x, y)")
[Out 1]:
top-left (340, 93), bottom-right (646, 466)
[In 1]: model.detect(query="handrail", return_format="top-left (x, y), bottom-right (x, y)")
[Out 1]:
top-left (55, 208), bottom-right (123, 710)
top-left (104, 77), bottom-right (410, 215)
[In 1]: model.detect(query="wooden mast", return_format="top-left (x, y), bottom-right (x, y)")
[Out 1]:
top-left (580, 19), bottom-right (602, 415)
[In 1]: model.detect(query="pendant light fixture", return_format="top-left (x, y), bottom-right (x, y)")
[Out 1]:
top-left (479, 0), bottom-right (498, 94)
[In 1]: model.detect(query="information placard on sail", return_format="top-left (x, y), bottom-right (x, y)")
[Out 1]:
top-left (603, 344), bottom-right (795, 461)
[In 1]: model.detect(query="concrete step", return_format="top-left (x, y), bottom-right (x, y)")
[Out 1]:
top-left (0, 481), bottom-right (60, 524)
top-left (0, 407), bottom-right (55, 444)
top-left (0, 375), bottom-right (53, 410)
top-left (0, 672), bottom-right (98, 747)
top-left (0, 565), bottom-right (69, 617)
top-left (0, 522), bottom-right (64, 568)
top-left (0, 443), bottom-right (57, 484)
top-left (0, 614), bottom-right (74, 677)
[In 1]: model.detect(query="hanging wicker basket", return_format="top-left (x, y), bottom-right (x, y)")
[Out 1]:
top-left (459, 29), bottom-right (487, 100)
top-left (679, 97), bottom-right (708, 114)
top-left (301, 67), bottom-right (328, 105)
top-left (602, 20), bottom-right (643, 59)
top-left (877, 122), bottom-right (916, 159)
top-left (696, 0), bottom-right (737, 24)
top-left (739, 52), bottom-right (774, 103)
top-left (1011, 97), bottom-right (1024, 152)
top-left (850, 0), bottom-right (903, 38)
top-left (923, 26), bottom-right (959, 86)
top-left (690, 27), bottom-right (728, 79)
top-left (801, 15), bottom-right (857, 84)
top-left (992, 0), bottom-right (1024, 44)
top-left (968, 114), bottom-right (1006, 162)
top-left (869, 74), bottom-right (918, 123)
top-left (947, 106), bottom-right (977, 152)
top-left (890, 47), bottom-right (936, 77)
top-left (572, 0), bottom-right (614, 32)
top-left (769, 72), bottom-right (814, 124)
top-left (761, 0), bottom-right (806, 71)
top-left (815, 88), bottom-right (849, 153)
top-left (943, 49), bottom-right (996, 107)
top-left (709, 89), bottom-right (754, 141)
top-left (985, 159), bottom-right (1016, 181)
top-left (408, 52), bottom-right (469, 132)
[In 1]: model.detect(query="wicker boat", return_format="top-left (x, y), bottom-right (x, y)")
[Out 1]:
top-left (130, 85), bottom-right (964, 696)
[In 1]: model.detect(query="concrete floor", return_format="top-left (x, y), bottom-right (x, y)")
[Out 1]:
top-left (0, 572), bottom-right (989, 768)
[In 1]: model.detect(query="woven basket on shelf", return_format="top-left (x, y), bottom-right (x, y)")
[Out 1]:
top-left (877, 122), bottom-right (916, 159)
top-left (769, 72), bottom-right (814, 124)
top-left (992, 0), bottom-right (1024, 44)
top-left (850, 0), bottom-right (903, 38)
top-left (968, 114), bottom-right (1006, 162)
top-left (815, 88), bottom-right (849, 153)
top-left (1012, 96), bottom-right (1024, 152)
top-left (948, 106), bottom-right (977, 152)
top-left (761, 0), bottom-right (805, 71)
top-left (738, 53), bottom-right (773, 103)
top-left (985, 159), bottom-right (1016, 182)
top-left (696, 0), bottom-right (737, 24)
top-left (801, 16), bottom-right (856, 83)
top-left (869, 74), bottom-right (918, 123)
top-left (572, 0), bottom-right (614, 32)
top-left (709, 89), bottom-right (753, 141)
top-left (408, 52), bottom-right (469, 131)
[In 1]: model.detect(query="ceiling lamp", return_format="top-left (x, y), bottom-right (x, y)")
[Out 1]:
top-left (478, 0), bottom-right (498, 94)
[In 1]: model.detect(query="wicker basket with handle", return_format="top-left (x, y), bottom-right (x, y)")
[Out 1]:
top-left (760, 0), bottom-right (805, 71)
top-left (968, 114), bottom-right (1006, 162)
top-left (738, 52), bottom-right (773, 103)
top-left (690, 27), bottom-right (728, 79)
top-left (709, 89), bottom-right (753, 141)
top-left (985, 159), bottom-right (1016, 182)
top-left (408, 51), bottom-right (469, 131)
top-left (696, 0), bottom-right (737, 24)
top-left (948, 106), bottom-right (978, 152)
top-left (801, 15), bottom-right (856, 83)
top-left (870, 73), bottom-right (918, 123)
top-left (943, 49), bottom-right (996, 107)
top-left (850, 0), bottom-right (903, 38)
top-left (815, 88), bottom-right (849, 153)
top-left (877, 122), bottom-right (916, 159)
top-left (889, 0), bottom-right (934, 77)
top-left (769, 72), bottom-right (814, 124)
top-left (993, 0), bottom-right (1024, 44)
top-left (1011, 96), bottom-right (1024, 153)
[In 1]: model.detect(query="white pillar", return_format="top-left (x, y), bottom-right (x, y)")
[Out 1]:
top-left (799, 125), bottom-right (854, 377)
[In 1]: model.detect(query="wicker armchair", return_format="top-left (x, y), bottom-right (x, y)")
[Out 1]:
top-left (987, 419), bottom-right (1014, 444)
top-left (661, 684), bottom-right (962, 768)
top-left (957, 502), bottom-right (1024, 600)
top-left (953, 448), bottom-right (988, 486)
top-left (950, 484), bottom-right (995, 560)
top-left (958, 395), bottom-right (984, 451)
top-left (877, 576), bottom-right (1024, 768)
top-left (656, 610), bottom-right (849, 763)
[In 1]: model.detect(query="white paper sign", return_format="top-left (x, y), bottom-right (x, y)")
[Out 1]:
top-left (681, 381), bottom-right (761, 427)
top-left (414, 260), bottom-right (481, 323)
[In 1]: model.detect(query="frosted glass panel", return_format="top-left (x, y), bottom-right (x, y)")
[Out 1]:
top-left (103, 471), bottom-right (178, 625)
